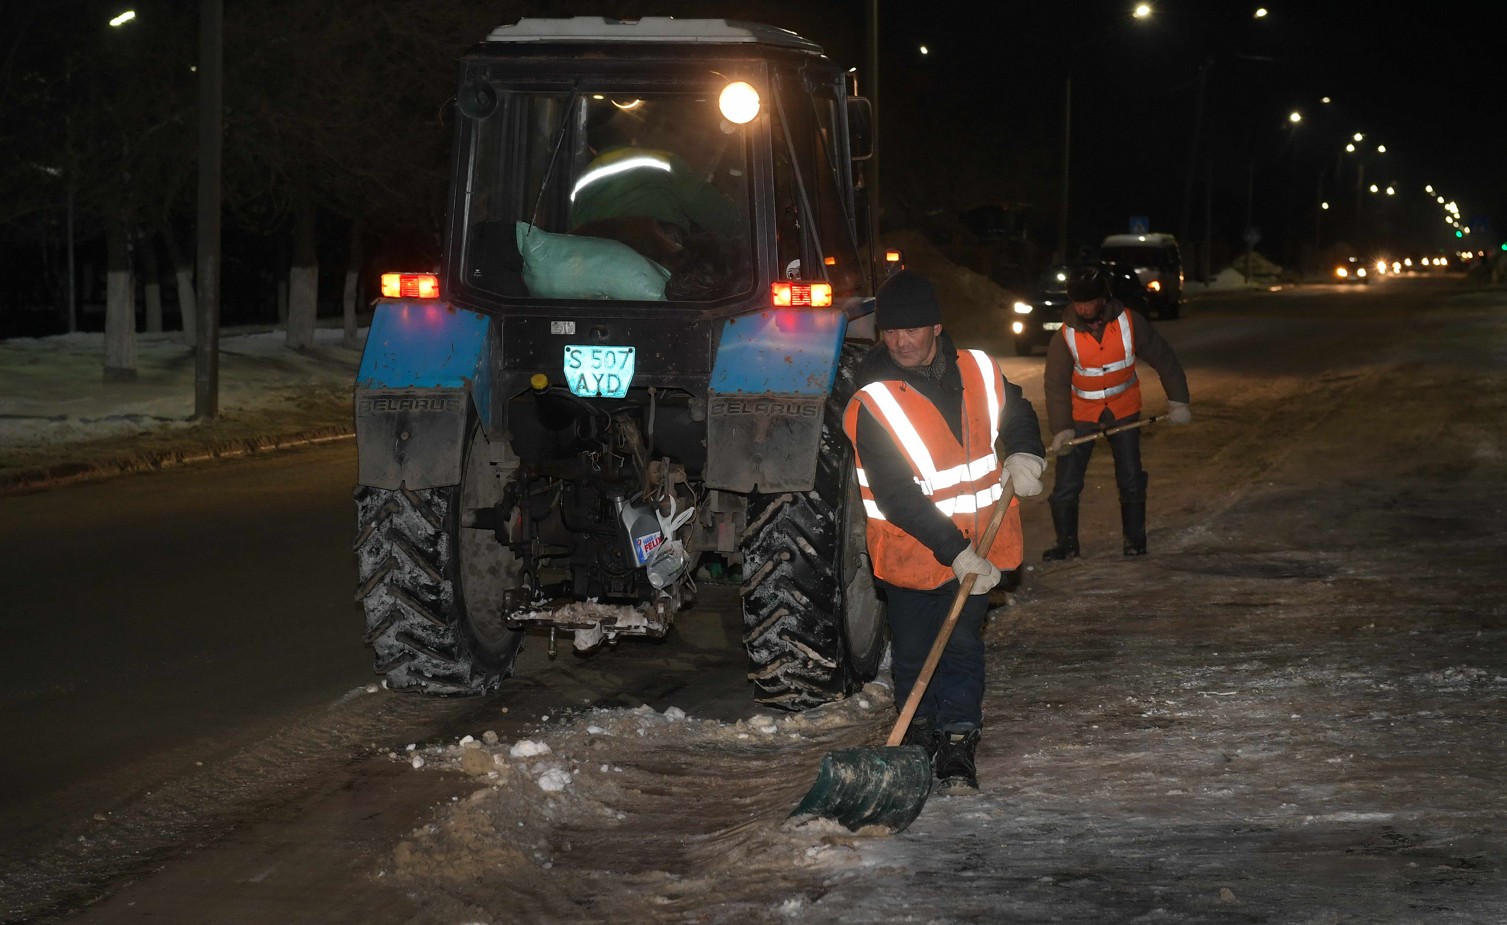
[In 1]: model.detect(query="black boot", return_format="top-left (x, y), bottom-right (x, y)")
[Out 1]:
top-left (1041, 503), bottom-right (1080, 561)
top-left (933, 722), bottom-right (981, 794)
top-left (1121, 497), bottom-right (1147, 556)
top-left (901, 715), bottom-right (941, 761)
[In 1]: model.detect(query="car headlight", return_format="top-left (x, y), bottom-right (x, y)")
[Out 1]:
top-left (1013, 301), bottom-right (1033, 314)
top-left (1336, 267), bottom-right (1348, 277)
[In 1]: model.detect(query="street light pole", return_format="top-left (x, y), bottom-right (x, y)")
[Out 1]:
top-left (194, 0), bottom-right (222, 419)
top-left (1057, 72), bottom-right (1071, 263)
top-left (866, 0), bottom-right (879, 238)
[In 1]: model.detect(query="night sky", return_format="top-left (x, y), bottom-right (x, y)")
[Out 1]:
top-left (729, 0), bottom-right (1507, 265)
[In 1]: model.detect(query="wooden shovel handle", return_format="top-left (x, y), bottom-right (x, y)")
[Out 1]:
top-left (885, 481), bottom-right (1014, 747)
top-left (1052, 414), bottom-right (1167, 456)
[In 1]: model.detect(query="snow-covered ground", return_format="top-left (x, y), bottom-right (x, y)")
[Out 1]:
top-left (6, 281), bottom-right (1507, 924)
top-left (0, 326), bottom-right (363, 488)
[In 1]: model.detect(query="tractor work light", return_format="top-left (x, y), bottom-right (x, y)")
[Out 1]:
top-left (770, 280), bottom-right (833, 307)
top-left (381, 272), bottom-right (440, 299)
top-left (719, 81), bottom-right (760, 124)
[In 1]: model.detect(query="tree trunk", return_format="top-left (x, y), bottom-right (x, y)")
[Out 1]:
top-left (275, 231), bottom-right (290, 328)
top-left (287, 197), bottom-right (319, 349)
top-left (159, 224), bottom-right (198, 345)
top-left (140, 229), bottom-right (163, 334)
top-left (342, 217), bottom-right (362, 349)
top-left (104, 214), bottom-right (138, 381)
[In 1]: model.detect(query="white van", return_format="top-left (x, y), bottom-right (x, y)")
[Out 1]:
top-left (1099, 233), bottom-right (1183, 319)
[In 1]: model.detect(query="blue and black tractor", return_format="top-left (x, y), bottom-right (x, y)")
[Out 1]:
top-left (353, 17), bottom-right (888, 710)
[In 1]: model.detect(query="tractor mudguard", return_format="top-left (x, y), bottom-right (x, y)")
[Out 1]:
top-left (354, 301), bottom-right (493, 490)
top-left (704, 308), bottom-right (846, 492)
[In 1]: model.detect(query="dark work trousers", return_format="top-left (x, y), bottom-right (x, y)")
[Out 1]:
top-left (1048, 408), bottom-right (1148, 504)
top-left (881, 580), bottom-right (989, 728)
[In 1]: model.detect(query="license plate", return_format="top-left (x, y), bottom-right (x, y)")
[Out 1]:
top-left (564, 345), bottom-right (635, 398)
top-left (1043, 322), bottom-right (1063, 331)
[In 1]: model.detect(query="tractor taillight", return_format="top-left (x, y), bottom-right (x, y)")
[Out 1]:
top-left (770, 280), bottom-right (833, 308)
top-left (381, 272), bottom-right (440, 299)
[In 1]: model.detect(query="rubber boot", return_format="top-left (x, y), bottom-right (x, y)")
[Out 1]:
top-left (1121, 498), bottom-right (1147, 556)
top-left (901, 715), bottom-right (941, 761)
top-left (1041, 503), bottom-right (1080, 561)
top-left (933, 722), bottom-right (981, 794)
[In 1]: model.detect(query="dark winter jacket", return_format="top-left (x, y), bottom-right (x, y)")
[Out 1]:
top-left (851, 332), bottom-right (1044, 567)
top-left (1043, 299), bottom-right (1190, 433)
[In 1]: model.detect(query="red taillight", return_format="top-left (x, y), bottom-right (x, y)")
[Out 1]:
top-left (381, 272), bottom-right (440, 299)
top-left (770, 280), bottom-right (833, 308)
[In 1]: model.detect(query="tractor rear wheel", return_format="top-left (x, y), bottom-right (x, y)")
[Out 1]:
top-left (740, 348), bottom-right (886, 710)
top-left (354, 422), bottom-right (525, 695)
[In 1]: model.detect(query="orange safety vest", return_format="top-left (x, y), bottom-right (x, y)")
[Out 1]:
top-left (1063, 312), bottom-right (1142, 422)
top-left (842, 348), bottom-right (1024, 590)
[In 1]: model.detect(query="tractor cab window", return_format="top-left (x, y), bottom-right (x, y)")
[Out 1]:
top-left (462, 86), bottom-right (754, 303)
top-left (769, 69), bottom-right (866, 298)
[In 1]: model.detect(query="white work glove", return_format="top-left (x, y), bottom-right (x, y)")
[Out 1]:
top-left (1167, 401), bottom-right (1192, 425)
top-left (1001, 453), bottom-right (1046, 497)
top-left (1049, 429), bottom-right (1075, 455)
top-left (950, 548), bottom-right (1001, 595)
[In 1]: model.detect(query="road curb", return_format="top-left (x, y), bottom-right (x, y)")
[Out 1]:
top-left (0, 425), bottom-right (356, 495)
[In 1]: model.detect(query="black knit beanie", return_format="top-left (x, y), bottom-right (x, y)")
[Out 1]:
top-left (1066, 265), bottom-right (1111, 302)
top-left (875, 269), bottom-right (942, 330)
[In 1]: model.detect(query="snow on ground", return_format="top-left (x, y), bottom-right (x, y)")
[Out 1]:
top-left (369, 284), bottom-right (1507, 924)
top-left (0, 326), bottom-right (363, 485)
top-left (384, 687), bottom-right (901, 924)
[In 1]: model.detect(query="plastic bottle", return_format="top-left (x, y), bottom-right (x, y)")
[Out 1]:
top-left (615, 496), bottom-right (664, 566)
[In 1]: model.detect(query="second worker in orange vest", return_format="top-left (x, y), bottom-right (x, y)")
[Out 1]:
top-left (1042, 264), bottom-right (1192, 559)
top-left (843, 270), bottom-right (1045, 793)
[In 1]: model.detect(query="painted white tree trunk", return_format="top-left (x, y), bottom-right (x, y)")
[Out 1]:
top-left (286, 264), bottom-right (318, 349)
top-left (104, 268), bottom-right (137, 380)
top-left (103, 216), bottom-right (137, 381)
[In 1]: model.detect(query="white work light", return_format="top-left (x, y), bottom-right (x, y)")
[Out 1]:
top-left (719, 81), bottom-right (760, 124)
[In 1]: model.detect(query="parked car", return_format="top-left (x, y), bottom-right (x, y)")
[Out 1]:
top-left (1010, 262), bottom-right (1149, 356)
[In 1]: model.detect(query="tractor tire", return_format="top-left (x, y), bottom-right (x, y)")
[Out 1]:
top-left (354, 422), bottom-right (525, 695)
top-left (740, 344), bottom-right (886, 711)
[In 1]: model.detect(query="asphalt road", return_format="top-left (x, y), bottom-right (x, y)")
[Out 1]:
top-left (0, 436), bottom-right (757, 923)
top-left (2, 273), bottom-right (1497, 923)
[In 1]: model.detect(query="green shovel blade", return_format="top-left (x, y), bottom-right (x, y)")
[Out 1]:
top-left (784, 745), bottom-right (934, 835)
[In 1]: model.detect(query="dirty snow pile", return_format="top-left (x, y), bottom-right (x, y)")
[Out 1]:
top-left (382, 686), bottom-right (896, 924)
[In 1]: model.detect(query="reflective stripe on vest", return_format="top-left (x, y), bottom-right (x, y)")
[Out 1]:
top-left (850, 349), bottom-right (1001, 520)
top-left (842, 348), bottom-right (1026, 588)
top-left (1065, 313), bottom-right (1137, 400)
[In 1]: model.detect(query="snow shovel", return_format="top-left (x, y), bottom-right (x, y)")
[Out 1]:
top-left (785, 484), bottom-right (1013, 835)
